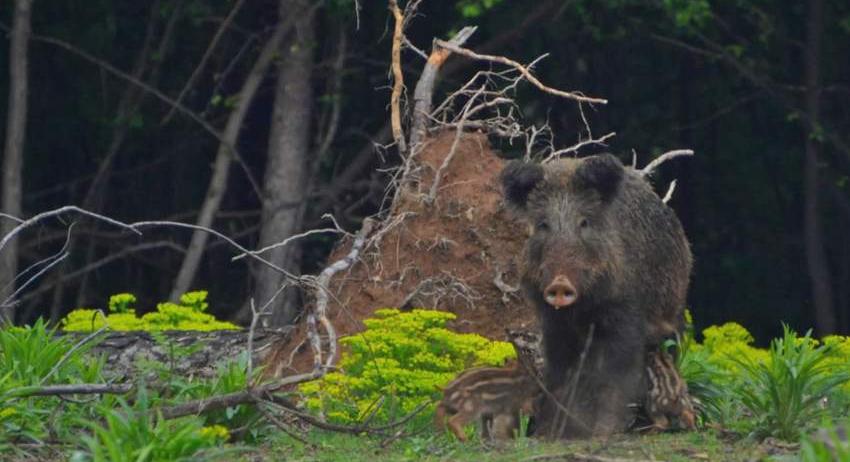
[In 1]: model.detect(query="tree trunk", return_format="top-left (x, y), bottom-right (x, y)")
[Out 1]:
top-left (1, 0), bottom-right (33, 324)
top-left (253, 0), bottom-right (315, 327)
top-left (169, 18), bottom-right (293, 302)
top-left (803, 0), bottom-right (836, 334)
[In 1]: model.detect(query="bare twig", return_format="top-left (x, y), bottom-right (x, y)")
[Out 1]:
top-left (639, 149), bottom-right (695, 178)
top-left (426, 84), bottom-right (486, 203)
top-left (409, 26), bottom-right (478, 149)
top-left (232, 228), bottom-right (344, 262)
top-left (434, 40), bottom-right (608, 105)
top-left (1, 224), bottom-right (74, 308)
top-left (662, 179), bottom-right (678, 204)
top-left (524, 454), bottom-right (655, 462)
top-left (0, 206), bottom-right (140, 254)
top-left (389, 0), bottom-right (408, 155)
top-left (543, 132), bottom-right (617, 163)
top-left (255, 400), bottom-right (314, 447)
top-left (0, 213), bottom-right (24, 224)
top-left (305, 218), bottom-right (376, 370)
top-left (247, 286), bottom-right (287, 385)
top-left (6, 383), bottom-right (133, 398)
top-left (15, 241), bottom-right (186, 305)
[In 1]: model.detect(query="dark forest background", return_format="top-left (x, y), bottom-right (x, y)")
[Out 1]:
top-left (1, 0), bottom-right (849, 343)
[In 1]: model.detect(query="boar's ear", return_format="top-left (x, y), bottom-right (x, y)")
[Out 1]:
top-left (500, 160), bottom-right (544, 211)
top-left (575, 154), bottom-right (624, 201)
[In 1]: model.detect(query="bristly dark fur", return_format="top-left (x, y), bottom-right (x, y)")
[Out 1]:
top-left (573, 154), bottom-right (624, 201)
top-left (501, 154), bottom-right (693, 439)
top-left (500, 161), bottom-right (544, 210)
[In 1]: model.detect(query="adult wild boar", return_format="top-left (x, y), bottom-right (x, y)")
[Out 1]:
top-left (500, 154), bottom-right (692, 438)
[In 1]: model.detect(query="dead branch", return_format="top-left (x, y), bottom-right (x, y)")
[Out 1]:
top-left (409, 26), bottom-right (478, 149)
top-left (389, 0), bottom-right (407, 155)
top-left (1, 224), bottom-right (73, 309)
top-left (662, 179), bottom-right (678, 204)
top-left (232, 227), bottom-right (345, 262)
top-left (639, 149), bottom-right (695, 178)
top-left (305, 218), bottom-right (376, 370)
top-left (6, 383), bottom-right (133, 398)
top-left (426, 84), bottom-right (487, 203)
top-left (263, 393), bottom-right (432, 436)
top-left (255, 400), bottom-right (315, 447)
top-left (14, 241), bottom-right (186, 306)
top-left (433, 40), bottom-right (608, 105)
top-left (524, 454), bottom-right (656, 462)
top-left (0, 206), bottom-right (140, 255)
top-left (157, 371), bottom-right (320, 420)
top-left (493, 270), bottom-right (519, 303)
top-left (543, 132), bottom-right (617, 163)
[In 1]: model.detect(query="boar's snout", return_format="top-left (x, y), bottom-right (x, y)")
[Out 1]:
top-left (544, 275), bottom-right (578, 309)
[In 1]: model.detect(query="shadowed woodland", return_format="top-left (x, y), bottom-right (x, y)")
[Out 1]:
top-left (1, 1), bottom-right (849, 341)
top-left (2, 1), bottom-right (850, 460)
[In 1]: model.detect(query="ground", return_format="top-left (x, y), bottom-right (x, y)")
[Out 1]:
top-left (255, 429), bottom-right (799, 461)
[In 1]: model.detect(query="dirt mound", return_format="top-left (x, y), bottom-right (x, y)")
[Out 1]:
top-left (265, 131), bottom-right (535, 376)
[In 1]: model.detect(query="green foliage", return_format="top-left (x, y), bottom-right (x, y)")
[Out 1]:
top-left (677, 315), bottom-right (850, 436)
top-left (299, 308), bottom-right (515, 424)
top-left (108, 293), bottom-right (136, 313)
top-left (456, 0), bottom-right (504, 18)
top-left (184, 357), bottom-right (262, 438)
top-left (0, 319), bottom-right (106, 443)
top-left (731, 326), bottom-right (850, 440)
top-left (62, 291), bottom-right (239, 332)
top-left (69, 388), bottom-right (229, 462)
top-left (800, 418), bottom-right (850, 462)
top-left (661, 0), bottom-right (712, 29)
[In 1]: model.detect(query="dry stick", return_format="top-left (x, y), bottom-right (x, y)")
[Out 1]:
top-left (264, 393), bottom-right (432, 436)
top-left (1, 207), bottom-right (301, 295)
top-left (639, 149), bottom-right (694, 178)
top-left (434, 40), bottom-right (608, 105)
top-left (0, 206), bottom-right (140, 254)
top-left (161, 0), bottom-right (247, 125)
top-left (543, 132), bottom-right (617, 163)
top-left (232, 227), bottom-right (344, 262)
top-left (246, 285), bottom-right (288, 385)
top-left (254, 400), bottom-right (315, 447)
top-left (409, 26), bottom-right (478, 149)
top-left (158, 370), bottom-right (320, 420)
top-left (425, 84), bottom-right (486, 203)
top-left (307, 218), bottom-right (377, 371)
top-left (662, 179), bottom-right (678, 204)
top-left (132, 220), bottom-right (300, 282)
top-left (1, 224), bottom-right (74, 308)
top-left (6, 383), bottom-right (133, 398)
top-left (15, 241), bottom-right (186, 306)
top-left (524, 454), bottom-right (656, 462)
top-left (388, 0), bottom-right (407, 155)
top-left (0, 213), bottom-right (24, 224)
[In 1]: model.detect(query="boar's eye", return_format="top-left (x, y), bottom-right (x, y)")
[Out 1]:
top-left (578, 218), bottom-right (589, 229)
top-left (535, 220), bottom-right (550, 232)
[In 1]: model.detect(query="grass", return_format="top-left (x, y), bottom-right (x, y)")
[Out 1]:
top-left (256, 428), bottom-right (789, 462)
